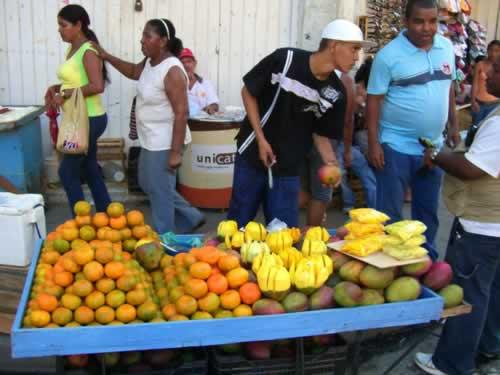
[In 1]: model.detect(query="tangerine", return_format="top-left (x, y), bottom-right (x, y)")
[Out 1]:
top-left (109, 215), bottom-right (127, 230)
top-left (218, 254), bottom-right (240, 272)
top-left (106, 290), bottom-right (126, 308)
top-left (75, 215), bottom-right (92, 227)
top-left (115, 304), bottom-right (136, 323)
top-left (195, 246), bottom-right (220, 265)
top-left (41, 251), bottom-right (60, 265)
top-left (161, 304), bottom-right (177, 320)
top-left (207, 274), bottom-right (229, 295)
top-left (61, 294), bottom-right (82, 310)
top-left (137, 301), bottom-right (158, 322)
top-left (95, 306), bottom-right (115, 324)
top-left (169, 314), bottom-right (188, 321)
top-left (95, 247), bottom-right (114, 264)
top-left (106, 202), bottom-right (125, 218)
top-left (30, 310), bottom-right (51, 327)
top-left (233, 304), bottom-right (253, 317)
top-left (184, 278), bottom-right (208, 299)
top-left (62, 228), bottom-right (79, 242)
top-left (93, 213), bottom-right (109, 228)
top-left (74, 201), bottom-right (91, 216)
top-left (123, 239), bottom-right (137, 252)
top-left (53, 239), bottom-right (70, 254)
top-left (226, 267), bottom-right (249, 289)
top-left (116, 275), bottom-right (137, 292)
top-left (132, 225), bottom-right (149, 240)
top-left (126, 210), bottom-right (144, 226)
top-left (54, 271), bottom-right (74, 287)
top-left (220, 290), bottom-right (241, 310)
top-left (239, 282), bottom-right (261, 305)
top-left (74, 306), bottom-right (94, 324)
top-left (126, 289), bottom-right (147, 306)
top-left (104, 261), bottom-right (125, 279)
top-left (198, 292), bottom-right (220, 313)
top-left (73, 246), bottom-right (95, 266)
top-left (52, 307), bottom-right (73, 325)
top-left (120, 228), bottom-right (132, 240)
top-left (83, 261), bottom-right (104, 282)
top-left (85, 290), bottom-right (106, 309)
top-left (62, 257), bottom-right (81, 273)
top-left (79, 225), bottom-right (96, 241)
top-left (96, 278), bottom-right (115, 294)
top-left (191, 311), bottom-right (213, 320)
top-left (105, 229), bottom-right (122, 243)
top-left (189, 262), bottom-right (212, 280)
top-left (73, 279), bottom-right (94, 297)
top-left (175, 295), bottom-right (198, 316)
top-left (37, 293), bottom-right (58, 312)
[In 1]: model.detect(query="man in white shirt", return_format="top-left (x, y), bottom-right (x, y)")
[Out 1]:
top-left (415, 56), bottom-right (500, 375)
top-left (179, 48), bottom-right (219, 116)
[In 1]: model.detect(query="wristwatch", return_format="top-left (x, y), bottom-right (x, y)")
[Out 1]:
top-left (430, 148), bottom-right (439, 162)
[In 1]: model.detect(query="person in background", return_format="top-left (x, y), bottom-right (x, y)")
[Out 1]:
top-left (352, 56), bottom-right (373, 156)
top-left (471, 40), bottom-right (500, 125)
top-left (366, 0), bottom-right (460, 260)
top-left (305, 72), bottom-right (376, 226)
top-left (415, 55), bottom-right (500, 375)
top-left (228, 19), bottom-right (371, 228)
top-left (92, 18), bottom-right (204, 234)
top-left (44, 4), bottom-right (111, 215)
top-left (179, 48), bottom-right (219, 116)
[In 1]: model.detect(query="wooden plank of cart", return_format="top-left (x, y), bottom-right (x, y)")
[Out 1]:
top-left (12, 240), bottom-right (449, 375)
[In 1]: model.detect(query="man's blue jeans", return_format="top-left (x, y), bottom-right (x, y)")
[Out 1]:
top-left (433, 220), bottom-right (500, 375)
top-left (59, 114), bottom-right (111, 214)
top-left (375, 144), bottom-right (443, 260)
top-left (227, 155), bottom-right (300, 227)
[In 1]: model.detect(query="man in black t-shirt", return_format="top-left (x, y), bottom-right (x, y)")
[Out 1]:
top-left (227, 19), bottom-right (373, 227)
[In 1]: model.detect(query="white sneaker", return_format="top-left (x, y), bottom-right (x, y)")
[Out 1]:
top-left (414, 353), bottom-right (448, 375)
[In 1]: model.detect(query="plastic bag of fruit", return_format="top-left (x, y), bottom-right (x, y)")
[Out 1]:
top-left (348, 208), bottom-right (390, 224)
top-left (385, 220), bottom-right (427, 241)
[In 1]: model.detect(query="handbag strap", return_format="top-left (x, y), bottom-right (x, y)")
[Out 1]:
top-left (238, 50), bottom-right (294, 154)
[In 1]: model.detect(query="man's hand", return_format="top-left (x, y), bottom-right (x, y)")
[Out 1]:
top-left (423, 148), bottom-right (436, 169)
top-left (368, 141), bottom-right (384, 169)
top-left (446, 127), bottom-right (461, 149)
top-left (167, 150), bottom-right (183, 171)
top-left (343, 148), bottom-right (352, 168)
top-left (257, 138), bottom-right (276, 168)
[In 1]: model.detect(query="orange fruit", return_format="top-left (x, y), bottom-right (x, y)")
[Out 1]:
top-left (79, 225), bottom-right (96, 241)
top-left (122, 252), bottom-right (132, 261)
top-left (61, 294), bottom-right (82, 310)
top-left (74, 306), bottom-right (94, 324)
top-left (123, 239), bottom-right (137, 252)
top-left (195, 246), bottom-right (221, 265)
top-left (109, 215), bottom-right (127, 230)
top-left (112, 242), bottom-right (123, 254)
top-left (74, 201), bottom-right (91, 216)
top-left (73, 246), bottom-right (95, 266)
top-left (53, 239), bottom-right (70, 254)
top-left (104, 261), bottom-right (125, 279)
top-left (239, 282), bottom-right (261, 305)
top-left (207, 274), bottom-right (229, 295)
top-left (218, 255), bottom-right (240, 272)
top-left (106, 290), bottom-right (126, 308)
top-left (75, 215), bottom-right (92, 227)
top-left (115, 304), bottom-right (136, 323)
top-left (220, 290), bottom-right (241, 310)
top-left (95, 305), bottom-right (115, 324)
top-left (62, 257), bottom-right (81, 273)
top-left (93, 213), bottom-right (109, 228)
top-left (44, 285), bottom-right (64, 299)
top-left (233, 304), bottom-right (253, 317)
top-left (189, 262), bottom-right (212, 280)
top-left (96, 278), bottom-right (115, 294)
top-left (120, 228), bottom-right (132, 240)
top-left (174, 253), bottom-right (188, 267)
top-left (85, 291), bottom-right (105, 309)
top-left (107, 202), bottom-right (125, 218)
top-left (169, 286), bottom-right (185, 303)
top-left (62, 227), bottom-right (79, 242)
top-left (83, 261), bottom-right (104, 282)
top-left (37, 293), bottom-right (58, 312)
top-left (30, 310), bottom-right (51, 327)
top-left (126, 289), bottom-right (147, 306)
top-left (73, 279), bottom-right (94, 297)
top-left (52, 307), bottom-right (73, 325)
top-left (54, 271), bottom-right (74, 287)
top-left (47, 232), bottom-right (62, 241)
top-left (175, 295), bottom-right (198, 316)
top-left (41, 251), bottom-right (60, 265)
top-left (74, 272), bottom-right (86, 281)
top-left (132, 225), bottom-right (149, 240)
top-left (184, 278), bottom-right (208, 299)
top-left (116, 275), bottom-right (137, 292)
top-left (65, 321), bottom-right (81, 327)
top-left (169, 314), bottom-right (188, 321)
top-left (161, 304), bottom-right (177, 320)
top-left (97, 227), bottom-right (110, 240)
top-left (226, 267), bottom-right (249, 289)
top-left (63, 219), bottom-right (78, 229)
top-left (192, 311), bottom-right (213, 320)
top-left (126, 210), bottom-right (144, 227)
top-left (137, 301), bottom-right (158, 322)
top-left (183, 254), bottom-right (197, 268)
top-left (95, 247), bottom-right (114, 264)
top-left (198, 292), bottom-right (220, 313)
top-left (105, 229), bottom-right (122, 243)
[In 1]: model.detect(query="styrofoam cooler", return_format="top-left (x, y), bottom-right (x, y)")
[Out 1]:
top-left (0, 193), bottom-right (46, 266)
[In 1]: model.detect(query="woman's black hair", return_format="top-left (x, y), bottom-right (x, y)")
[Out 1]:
top-left (58, 4), bottom-right (108, 82)
top-left (355, 56), bottom-right (373, 87)
top-left (147, 18), bottom-right (183, 57)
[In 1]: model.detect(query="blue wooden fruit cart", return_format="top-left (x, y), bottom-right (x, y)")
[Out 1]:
top-left (11, 239), bottom-right (444, 374)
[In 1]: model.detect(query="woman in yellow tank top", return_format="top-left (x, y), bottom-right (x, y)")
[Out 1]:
top-left (44, 4), bottom-right (111, 215)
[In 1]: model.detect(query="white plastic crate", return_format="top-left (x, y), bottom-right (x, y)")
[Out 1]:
top-left (0, 193), bottom-right (46, 266)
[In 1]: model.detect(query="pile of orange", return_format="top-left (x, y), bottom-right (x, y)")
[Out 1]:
top-left (24, 201), bottom-right (163, 328)
top-left (159, 246), bottom-right (262, 321)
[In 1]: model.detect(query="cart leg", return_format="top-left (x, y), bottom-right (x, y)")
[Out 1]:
top-left (348, 331), bottom-right (364, 375)
top-left (56, 356), bottom-right (65, 375)
top-left (295, 337), bottom-right (305, 375)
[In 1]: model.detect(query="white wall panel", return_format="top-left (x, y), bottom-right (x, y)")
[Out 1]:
top-left (0, 0), bottom-right (303, 143)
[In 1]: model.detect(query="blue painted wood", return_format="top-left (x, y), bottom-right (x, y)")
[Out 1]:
top-left (12, 240), bottom-right (444, 359)
top-left (0, 107), bottom-right (44, 192)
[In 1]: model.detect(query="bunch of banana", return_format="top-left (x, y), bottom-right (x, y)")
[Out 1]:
top-left (240, 241), bottom-right (271, 264)
top-left (252, 252), bottom-right (284, 275)
top-left (304, 226), bottom-right (330, 242)
top-left (289, 254), bottom-right (333, 295)
top-left (277, 247), bottom-right (303, 269)
top-left (217, 220), bottom-right (239, 240)
top-left (225, 231), bottom-right (245, 250)
top-left (256, 256), bottom-right (291, 301)
top-left (301, 238), bottom-right (327, 256)
top-left (245, 221), bottom-right (267, 241)
top-left (287, 227), bottom-right (302, 244)
top-left (266, 230), bottom-right (293, 253)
